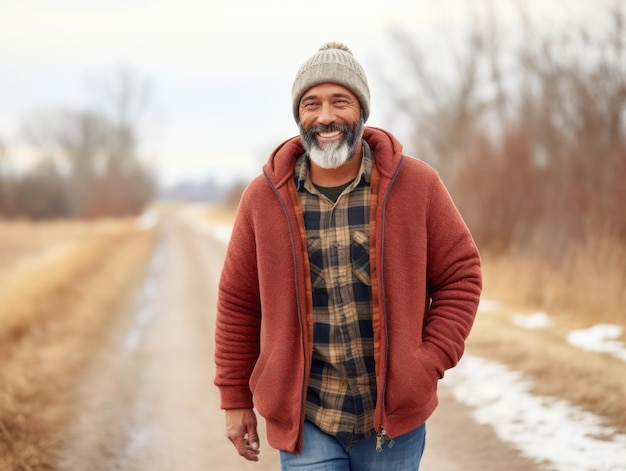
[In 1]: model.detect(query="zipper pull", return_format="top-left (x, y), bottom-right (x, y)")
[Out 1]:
top-left (376, 431), bottom-right (384, 452)
top-left (376, 429), bottom-right (395, 452)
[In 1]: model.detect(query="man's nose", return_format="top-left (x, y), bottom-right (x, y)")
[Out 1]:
top-left (316, 103), bottom-right (336, 125)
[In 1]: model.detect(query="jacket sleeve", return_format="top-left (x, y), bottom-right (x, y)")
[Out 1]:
top-left (423, 174), bottom-right (482, 377)
top-left (214, 189), bottom-right (262, 409)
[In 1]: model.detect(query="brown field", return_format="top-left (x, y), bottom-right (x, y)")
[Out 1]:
top-left (472, 251), bottom-right (626, 433)
top-left (0, 217), bottom-right (157, 469)
top-left (203, 204), bottom-right (237, 226)
top-left (481, 239), bottom-right (626, 328)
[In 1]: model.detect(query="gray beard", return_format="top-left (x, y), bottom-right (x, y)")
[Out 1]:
top-left (308, 139), bottom-right (352, 169)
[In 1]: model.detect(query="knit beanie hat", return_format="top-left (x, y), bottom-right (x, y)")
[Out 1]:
top-left (292, 42), bottom-right (370, 123)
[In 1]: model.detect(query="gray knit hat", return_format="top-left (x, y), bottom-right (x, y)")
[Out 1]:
top-left (292, 42), bottom-right (370, 123)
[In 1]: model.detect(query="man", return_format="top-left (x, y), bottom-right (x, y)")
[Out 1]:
top-left (214, 42), bottom-right (482, 470)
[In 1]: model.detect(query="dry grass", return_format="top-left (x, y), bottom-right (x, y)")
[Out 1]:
top-left (203, 204), bottom-right (237, 226)
top-left (481, 238), bottom-right (626, 329)
top-left (0, 218), bottom-right (157, 470)
top-left (0, 218), bottom-right (121, 269)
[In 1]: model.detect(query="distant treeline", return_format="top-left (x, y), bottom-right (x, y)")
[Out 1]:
top-left (0, 69), bottom-right (155, 219)
top-left (383, 1), bottom-right (625, 259)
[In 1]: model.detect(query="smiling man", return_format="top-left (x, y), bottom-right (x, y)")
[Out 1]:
top-left (298, 82), bottom-right (364, 173)
top-left (214, 42), bottom-right (482, 470)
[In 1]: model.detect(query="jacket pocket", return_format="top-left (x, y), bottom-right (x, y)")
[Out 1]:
top-left (307, 236), bottom-right (325, 289)
top-left (351, 231), bottom-right (371, 286)
top-left (249, 349), bottom-right (301, 427)
top-left (386, 347), bottom-right (439, 416)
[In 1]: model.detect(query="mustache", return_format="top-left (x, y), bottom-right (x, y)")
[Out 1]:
top-left (301, 123), bottom-right (351, 146)
top-left (300, 122), bottom-right (360, 151)
top-left (308, 123), bottom-right (350, 135)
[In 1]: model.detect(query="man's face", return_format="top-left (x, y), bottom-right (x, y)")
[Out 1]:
top-left (298, 83), bottom-right (364, 169)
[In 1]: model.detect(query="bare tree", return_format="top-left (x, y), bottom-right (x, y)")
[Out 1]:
top-left (0, 136), bottom-right (12, 216)
top-left (378, 1), bottom-right (626, 255)
top-left (17, 68), bottom-right (157, 219)
top-left (85, 67), bottom-right (156, 216)
top-left (14, 160), bottom-right (70, 219)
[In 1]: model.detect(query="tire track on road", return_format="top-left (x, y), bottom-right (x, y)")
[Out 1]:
top-left (58, 211), bottom-right (279, 470)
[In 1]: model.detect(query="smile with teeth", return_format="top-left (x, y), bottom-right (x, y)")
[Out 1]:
top-left (317, 130), bottom-right (342, 138)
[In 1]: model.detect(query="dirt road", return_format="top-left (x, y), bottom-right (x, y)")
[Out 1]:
top-left (57, 209), bottom-right (544, 470)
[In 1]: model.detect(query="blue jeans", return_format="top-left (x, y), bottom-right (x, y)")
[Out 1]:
top-left (280, 421), bottom-right (426, 471)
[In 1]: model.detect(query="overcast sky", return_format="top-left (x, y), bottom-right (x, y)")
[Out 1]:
top-left (0, 0), bottom-right (601, 187)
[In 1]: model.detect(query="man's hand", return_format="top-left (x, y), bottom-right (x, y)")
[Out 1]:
top-left (225, 408), bottom-right (261, 461)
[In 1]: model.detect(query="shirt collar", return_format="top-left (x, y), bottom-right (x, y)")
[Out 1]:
top-left (295, 140), bottom-right (373, 191)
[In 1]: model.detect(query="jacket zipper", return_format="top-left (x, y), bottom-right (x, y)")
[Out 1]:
top-left (264, 171), bottom-right (310, 453)
top-left (265, 154), bottom-right (404, 452)
top-left (375, 156), bottom-right (403, 447)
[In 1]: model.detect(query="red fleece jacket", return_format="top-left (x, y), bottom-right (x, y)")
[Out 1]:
top-left (214, 127), bottom-right (482, 453)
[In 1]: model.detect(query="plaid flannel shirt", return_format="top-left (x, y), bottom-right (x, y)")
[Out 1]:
top-left (295, 143), bottom-right (377, 443)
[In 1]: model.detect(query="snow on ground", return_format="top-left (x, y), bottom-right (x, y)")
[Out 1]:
top-left (567, 324), bottom-right (626, 362)
top-left (506, 306), bottom-right (626, 363)
top-left (137, 210), bottom-right (160, 230)
top-left (444, 353), bottom-right (626, 471)
top-left (205, 224), bottom-right (232, 246)
top-left (511, 311), bottom-right (554, 329)
top-left (478, 299), bottom-right (501, 313)
top-left (181, 206), bottom-right (233, 246)
top-left (465, 300), bottom-right (626, 469)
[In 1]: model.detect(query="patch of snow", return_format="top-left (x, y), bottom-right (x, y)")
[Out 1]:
top-left (444, 353), bottom-right (626, 471)
top-left (511, 311), bottom-right (554, 329)
top-left (566, 324), bottom-right (626, 362)
top-left (180, 206), bottom-right (233, 245)
top-left (478, 299), bottom-right (501, 313)
top-left (207, 224), bottom-right (232, 245)
top-left (124, 244), bottom-right (164, 352)
top-left (137, 210), bottom-right (160, 229)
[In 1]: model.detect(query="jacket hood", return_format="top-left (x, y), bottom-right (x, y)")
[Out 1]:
top-left (262, 126), bottom-right (405, 188)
